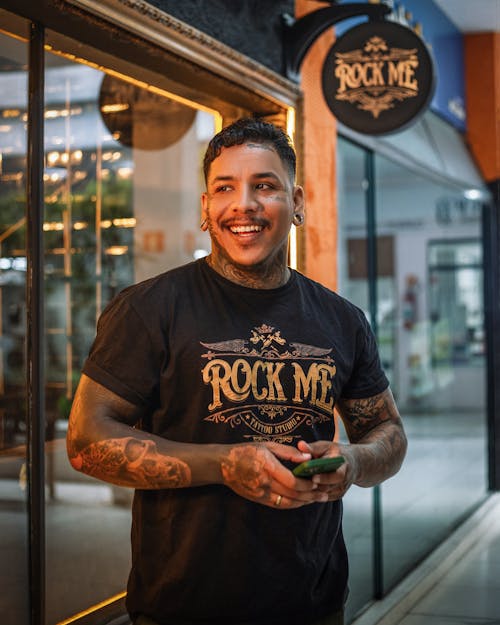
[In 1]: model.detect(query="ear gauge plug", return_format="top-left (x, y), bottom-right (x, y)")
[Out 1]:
top-left (293, 214), bottom-right (304, 226)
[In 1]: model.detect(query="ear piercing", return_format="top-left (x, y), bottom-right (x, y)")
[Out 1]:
top-left (200, 218), bottom-right (208, 230)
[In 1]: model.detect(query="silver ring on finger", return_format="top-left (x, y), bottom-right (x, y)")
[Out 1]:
top-left (275, 494), bottom-right (282, 507)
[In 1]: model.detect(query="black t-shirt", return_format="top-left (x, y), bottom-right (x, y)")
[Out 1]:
top-left (83, 259), bottom-right (389, 625)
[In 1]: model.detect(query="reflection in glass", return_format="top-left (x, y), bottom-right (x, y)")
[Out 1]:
top-left (42, 50), bottom-right (217, 623)
top-left (428, 239), bottom-right (484, 368)
top-left (0, 29), bottom-right (29, 625)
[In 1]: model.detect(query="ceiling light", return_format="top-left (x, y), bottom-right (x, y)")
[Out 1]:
top-left (113, 217), bottom-right (136, 227)
top-left (47, 151), bottom-right (59, 165)
top-left (105, 245), bottom-right (129, 256)
top-left (463, 188), bottom-right (482, 200)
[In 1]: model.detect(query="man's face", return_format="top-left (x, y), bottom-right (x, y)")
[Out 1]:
top-left (201, 142), bottom-right (304, 272)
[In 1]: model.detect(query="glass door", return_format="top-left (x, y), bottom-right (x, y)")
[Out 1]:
top-left (0, 26), bottom-right (30, 625)
top-left (373, 152), bottom-right (487, 592)
top-left (42, 42), bottom-right (220, 624)
top-left (337, 135), bottom-right (488, 615)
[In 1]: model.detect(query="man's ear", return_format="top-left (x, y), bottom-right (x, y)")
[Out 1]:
top-left (292, 185), bottom-right (305, 225)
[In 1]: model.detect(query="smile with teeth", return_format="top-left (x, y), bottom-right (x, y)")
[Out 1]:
top-left (229, 224), bottom-right (264, 234)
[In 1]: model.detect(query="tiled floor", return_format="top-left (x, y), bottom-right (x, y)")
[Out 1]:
top-left (401, 521), bottom-right (500, 624)
top-left (353, 494), bottom-right (500, 625)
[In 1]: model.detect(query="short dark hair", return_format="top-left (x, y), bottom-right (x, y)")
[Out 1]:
top-left (203, 118), bottom-right (296, 184)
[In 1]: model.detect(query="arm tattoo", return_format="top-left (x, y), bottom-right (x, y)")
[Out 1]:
top-left (339, 393), bottom-right (395, 443)
top-left (69, 437), bottom-right (191, 488)
top-left (220, 446), bottom-right (270, 500)
top-left (338, 390), bottom-right (407, 485)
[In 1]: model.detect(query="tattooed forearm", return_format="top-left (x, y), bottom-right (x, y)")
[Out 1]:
top-left (337, 389), bottom-right (407, 487)
top-left (68, 436), bottom-right (191, 489)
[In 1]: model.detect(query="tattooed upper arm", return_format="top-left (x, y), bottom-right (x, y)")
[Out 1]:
top-left (336, 388), bottom-right (402, 443)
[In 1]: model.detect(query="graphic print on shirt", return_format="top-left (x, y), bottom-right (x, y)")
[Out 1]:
top-left (201, 324), bottom-right (337, 442)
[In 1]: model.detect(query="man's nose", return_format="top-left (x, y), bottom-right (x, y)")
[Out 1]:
top-left (232, 185), bottom-right (259, 211)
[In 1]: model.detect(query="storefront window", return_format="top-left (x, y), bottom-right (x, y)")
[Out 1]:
top-left (374, 153), bottom-right (487, 591)
top-left (337, 136), bottom-right (488, 612)
top-left (0, 29), bottom-right (29, 625)
top-left (42, 47), bottom-right (219, 624)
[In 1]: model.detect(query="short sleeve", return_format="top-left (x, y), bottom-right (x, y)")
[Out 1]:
top-left (340, 309), bottom-right (389, 399)
top-left (82, 294), bottom-right (163, 405)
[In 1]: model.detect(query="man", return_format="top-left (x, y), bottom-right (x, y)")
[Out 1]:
top-left (67, 118), bottom-right (407, 625)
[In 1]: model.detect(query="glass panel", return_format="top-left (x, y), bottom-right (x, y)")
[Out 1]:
top-left (43, 47), bottom-right (218, 624)
top-left (429, 240), bottom-right (484, 368)
top-left (337, 136), bottom-right (488, 610)
top-left (0, 28), bottom-right (29, 625)
top-left (336, 137), bottom-right (374, 621)
top-left (373, 153), bottom-right (487, 592)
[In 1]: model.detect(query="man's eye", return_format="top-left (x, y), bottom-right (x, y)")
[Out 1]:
top-left (255, 182), bottom-right (272, 190)
top-left (214, 185), bottom-right (232, 193)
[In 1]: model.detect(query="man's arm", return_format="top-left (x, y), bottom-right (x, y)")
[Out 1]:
top-left (67, 374), bottom-right (210, 488)
top-left (67, 374), bottom-right (326, 508)
top-left (298, 388), bottom-right (407, 499)
top-left (336, 387), bottom-right (407, 486)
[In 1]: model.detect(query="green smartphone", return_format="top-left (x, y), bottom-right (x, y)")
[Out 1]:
top-left (292, 456), bottom-right (345, 478)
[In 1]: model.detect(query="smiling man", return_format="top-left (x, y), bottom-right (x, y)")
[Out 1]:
top-left (201, 135), bottom-right (304, 287)
top-left (67, 118), bottom-right (407, 625)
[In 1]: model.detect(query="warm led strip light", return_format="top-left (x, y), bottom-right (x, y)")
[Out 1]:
top-left (55, 591), bottom-right (126, 625)
top-left (286, 106), bottom-right (298, 270)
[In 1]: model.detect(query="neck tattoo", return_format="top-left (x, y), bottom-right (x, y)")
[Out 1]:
top-left (206, 252), bottom-right (290, 290)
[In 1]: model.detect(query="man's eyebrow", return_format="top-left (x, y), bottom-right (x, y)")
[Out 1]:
top-left (253, 172), bottom-right (280, 180)
top-left (209, 175), bottom-right (234, 184)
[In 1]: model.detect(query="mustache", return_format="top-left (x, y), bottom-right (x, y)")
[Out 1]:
top-left (221, 217), bottom-right (270, 228)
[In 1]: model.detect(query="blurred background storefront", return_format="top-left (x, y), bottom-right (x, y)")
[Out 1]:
top-left (0, 1), bottom-right (498, 624)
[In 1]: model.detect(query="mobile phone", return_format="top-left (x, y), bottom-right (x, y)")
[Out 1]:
top-left (292, 456), bottom-right (345, 478)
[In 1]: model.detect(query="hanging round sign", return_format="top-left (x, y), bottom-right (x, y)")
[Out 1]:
top-left (321, 20), bottom-right (436, 135)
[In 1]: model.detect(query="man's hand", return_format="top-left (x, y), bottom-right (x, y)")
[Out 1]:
top-left (295, 440), bottom-right (353, 501)
top-left (220, 442), bottom-right (329, 509)
top-left (294, 387), bottom-right (407, 501)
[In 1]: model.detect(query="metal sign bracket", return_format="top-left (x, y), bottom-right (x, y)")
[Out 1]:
top-left (282, 1), bottom-right (391, 81)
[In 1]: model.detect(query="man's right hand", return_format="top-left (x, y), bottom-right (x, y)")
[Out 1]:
top-left (219, 443), bottom-right (329, 509)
